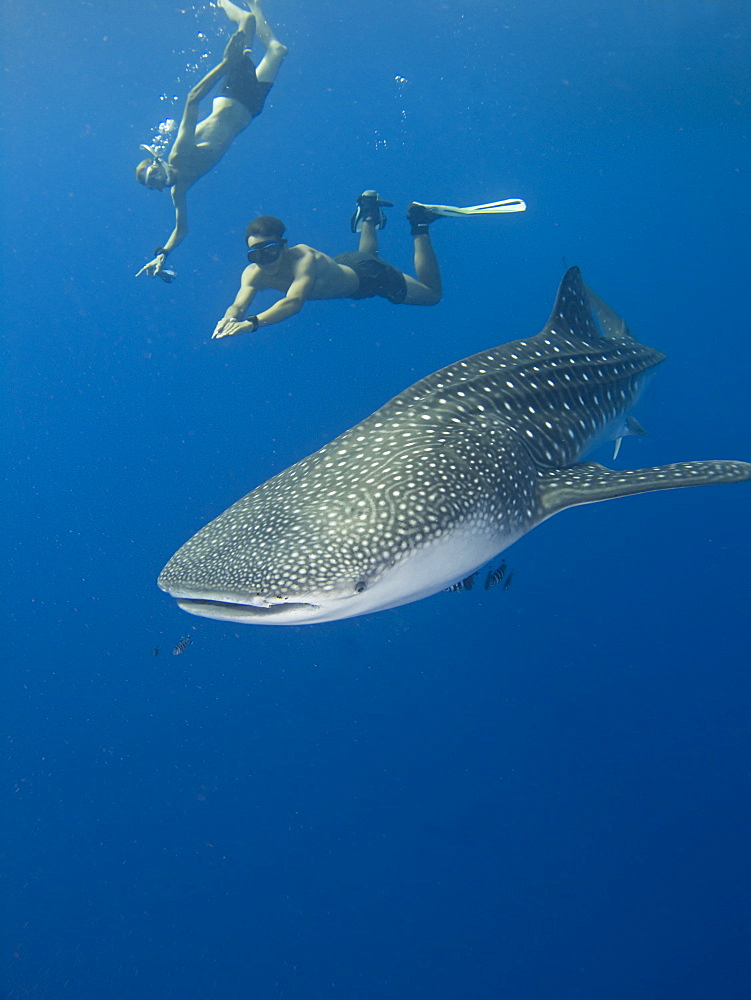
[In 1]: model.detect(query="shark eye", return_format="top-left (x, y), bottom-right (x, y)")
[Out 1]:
top-left (354, 581), bottom-right (367, 594)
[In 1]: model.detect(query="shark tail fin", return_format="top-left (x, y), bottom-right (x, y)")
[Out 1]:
top-left (538, 460), bottom-right (751, 518)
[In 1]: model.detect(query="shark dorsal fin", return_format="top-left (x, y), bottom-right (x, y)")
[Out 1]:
top-left (543, 266), bottom-right (602, 344)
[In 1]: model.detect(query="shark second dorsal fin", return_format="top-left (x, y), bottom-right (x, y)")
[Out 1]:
top-left (537, 460), bottom-right (751, 518)
top-left (584, 283), bottom-right (638, 344)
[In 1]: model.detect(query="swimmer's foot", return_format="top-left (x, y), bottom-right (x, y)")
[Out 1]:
top-left (219, 0), bottom-right (255, 34)
top-left (407, 202), bottom-right (442, 236)
top-left (351, 190), bottom-right (393, 233)
top-left (239, 11), bottom-right (256, 41)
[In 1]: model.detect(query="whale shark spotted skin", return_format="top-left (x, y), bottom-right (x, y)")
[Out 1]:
top-left (158, 268), bottom-right (750, 625)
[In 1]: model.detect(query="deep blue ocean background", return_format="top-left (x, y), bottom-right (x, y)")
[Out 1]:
top-left (3, 1), bottom-right (750, 997)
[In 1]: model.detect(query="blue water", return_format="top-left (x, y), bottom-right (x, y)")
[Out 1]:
top-left (3, 1), bottom-right (750, 997)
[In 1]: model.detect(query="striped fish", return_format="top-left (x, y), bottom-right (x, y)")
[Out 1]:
top-left (172, 635), bottom-right (193, 656)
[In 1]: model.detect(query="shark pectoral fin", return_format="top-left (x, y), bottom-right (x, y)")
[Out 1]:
top-left (538, 460), bottom-right (751, 517)
top-left (625, 416), bottom-right (647, 437)
top-left (612, 418), bottom-right (647, 460)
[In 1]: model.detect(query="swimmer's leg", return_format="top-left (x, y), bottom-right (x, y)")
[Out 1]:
top-left (252, 1), bottom-right (288, 83)
top-left (353, 191), bottom-right (389, 253)
top-left (219, 0), bottom-right (256, 39)
top-left (403, 233), bottom-right (442, 305)
top-left (358, 219), bottom-right (379, 255)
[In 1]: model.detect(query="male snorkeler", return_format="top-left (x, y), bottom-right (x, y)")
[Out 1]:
top-left (212, 193), bottom-right (444, 337)
top-left (136, 0), bottom-right (287, 280)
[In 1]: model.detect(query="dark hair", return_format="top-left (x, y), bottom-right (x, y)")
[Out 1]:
top-left (245, 215), bottom-right (286, 243)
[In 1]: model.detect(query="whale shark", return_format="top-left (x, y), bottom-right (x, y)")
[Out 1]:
top-left (158, 267), bottom-right (750, 625)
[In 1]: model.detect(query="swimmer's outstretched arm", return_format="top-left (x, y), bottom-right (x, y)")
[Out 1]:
top-left (213, 266), bottom-right (260, 337)
top-left (135, 185), bottom-right (188, 278)
top-left (213, 259), bottom-right (316, 339)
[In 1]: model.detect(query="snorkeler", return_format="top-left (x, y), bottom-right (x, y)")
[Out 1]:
top-left (212, 193), bottom-right (444, 337)
top-left (136, 0), bottom-right (287, 281)
top-left (212, 192), bottom-right (526, 338)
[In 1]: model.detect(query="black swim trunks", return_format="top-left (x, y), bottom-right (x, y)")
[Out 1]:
top-left (334, 252), bottom-right (408, 304)
top-left (219, 55), bottom-right (272, 118)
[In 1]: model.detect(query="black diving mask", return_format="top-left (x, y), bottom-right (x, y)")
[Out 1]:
top-left (247, 240), bottom-right (285, 265)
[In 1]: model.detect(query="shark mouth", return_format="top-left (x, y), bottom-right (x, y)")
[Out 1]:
top-left (175, 596), bottom-right (320, 622)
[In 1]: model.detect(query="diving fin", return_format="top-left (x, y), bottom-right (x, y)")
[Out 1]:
top-left (351, 191), bottom-right (393, 233)
top-left (408, 198), bottom-right (527, 218)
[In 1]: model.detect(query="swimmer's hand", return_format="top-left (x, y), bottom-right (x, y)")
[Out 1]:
top-left (223, 29), bottom-right (247, 65)
top-left (136, 251), bottom-right (169, 278)
top-left (212, 317), bottom-right (253, 339)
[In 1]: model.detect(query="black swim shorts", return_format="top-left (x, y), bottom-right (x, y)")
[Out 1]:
top-left (334, 252), bottom-right (408, 304)
top-left (219, 55), bottom-right (272, 118)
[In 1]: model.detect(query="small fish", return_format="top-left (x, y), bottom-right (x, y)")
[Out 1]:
top-left (503, 570), bottom-right (514, 591)
top-left (151, 647), bottom-right (160, 657)
top-left (444, 572), bottom-right (478, 593)
top-left (484, 561), bottom-right (508, 590)
top-left (172, 635), bottom-right (193, 656)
